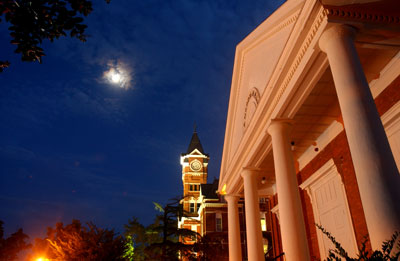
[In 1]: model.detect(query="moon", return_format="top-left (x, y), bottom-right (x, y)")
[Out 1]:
top-left (103, 61), bottom-right (132, 89)
top-left (111, 72), bottom-right (121, 84)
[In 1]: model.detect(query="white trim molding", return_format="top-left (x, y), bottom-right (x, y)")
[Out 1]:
top-left (381, 100), bottom-right (400, 171)
top-left (271, 205), bottom-right (280, 224)
top-left (299, 159), bottom-right (358, 260)
top-left (382, 100), bottom-right (400, 135)
top-left (370, 51), bottom-right (400, 98)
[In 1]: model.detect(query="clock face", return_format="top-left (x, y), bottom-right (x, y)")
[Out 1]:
top-left (190, 160), bottom-right (202, 171)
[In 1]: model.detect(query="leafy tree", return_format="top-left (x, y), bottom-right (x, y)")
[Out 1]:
top-left (124, 199), bottom-right (200, 260)
top-left (194, 232), bottom-right (228, 261)
top-left (317, 224), bottom-right (400, 261)
top-left (30, 219), bottom-right (126, 260)
top-left (146, 200), bottom-right (199, 260)
top-left (124, 217), bottom-right (162, 261)
top-left (0, 0), bottom-right (110, 72)
top-left (122, 235), bottom-right (135, 261)
top-left (0, 220), bottom-right (31, 261)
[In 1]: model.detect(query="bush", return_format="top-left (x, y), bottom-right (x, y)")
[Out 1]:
top-left (316, 224), bottom-right (400, 261)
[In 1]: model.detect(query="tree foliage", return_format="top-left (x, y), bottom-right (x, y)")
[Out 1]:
top-left (31, 219), bottom-right (126, 260)
top-left (146, 199), bottom-right (200, 260)
top-left (124, 217), bottom-right (163, 261)
top-left (124, 198), bottom-right (200, 260)
top-left (125, 198), bottom-right (228, 260)
top-left (317, 224), bottom-right (400, 261)
top-left (194, 232), bottom-right (228, 261)
top-left (0, 0), bottom-right (110, 72)
top-left (0, 220), bottom-right (31, 261)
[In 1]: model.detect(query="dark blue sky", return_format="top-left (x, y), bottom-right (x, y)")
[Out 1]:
top-left (0, 0), bottom-right (284, 239)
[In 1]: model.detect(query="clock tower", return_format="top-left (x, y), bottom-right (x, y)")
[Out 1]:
top-left (177, 128), bottom-right (234, 260)
top-left (178, 128), bottom-right (209, 234)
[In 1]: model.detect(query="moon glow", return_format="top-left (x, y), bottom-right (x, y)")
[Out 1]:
top-left (111, 72), bottom-right (122, 84)
top-left (103, 61), bottom-right (132, 89)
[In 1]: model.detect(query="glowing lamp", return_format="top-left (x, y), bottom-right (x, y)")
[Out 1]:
top-left (220, 184), bottom-right (227, 195)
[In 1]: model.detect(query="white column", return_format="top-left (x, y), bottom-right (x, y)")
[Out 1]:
top-left (225, 194), bottom-right (242, 261)
top-left (241, 168), bottom-right (264, 261)
top-left (319, 24), bottom-right (400, 249)
top-left (268, 120), bottom-right (311, 261)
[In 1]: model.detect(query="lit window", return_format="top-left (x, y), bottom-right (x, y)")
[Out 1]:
top-left (263, 238), bottom-right (269, 254)
top-left (216, 218), bottom-right (222, 232)
top-left (216, 213), bottom-right (222, 232)
top-left (190, 203), bottom-right (195, 212)
top-left (261, 218), bottom-right (267, 231)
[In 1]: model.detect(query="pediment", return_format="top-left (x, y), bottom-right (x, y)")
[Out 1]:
top-left (188, 149), bottom-right (204, 156)
top-left (225, 1), bottom-right (302, 164)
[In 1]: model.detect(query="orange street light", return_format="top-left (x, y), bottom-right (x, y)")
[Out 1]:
top-left (36, 257), bottom-right (50, 261)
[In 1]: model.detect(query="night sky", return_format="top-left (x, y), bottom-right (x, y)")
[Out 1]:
top-left (0, 0), bottom-right (284, 240)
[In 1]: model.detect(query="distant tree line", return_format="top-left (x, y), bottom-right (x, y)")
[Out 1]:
top-left (0, 197), bottom-right (226, 260)
top-left (0, 220), bottom-right (31, 261)
top-left (4, 200), bottom-right (399, 260)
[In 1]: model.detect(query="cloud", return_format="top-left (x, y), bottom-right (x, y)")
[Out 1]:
top-left (46, 0), bottom-right (284, 92)
top-left (0, 146), bottom-right (36, 161)
top-left (0, 0), bottom-right (286, 237)
top-left (60, 85), bottom-right (128, 123)
top-left (0, 78), bottom-right (130, 135)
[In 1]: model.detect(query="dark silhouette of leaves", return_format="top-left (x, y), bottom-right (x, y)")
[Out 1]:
top-left (30, 219), bottom-right (126, 260)
top-left (317, 224), bottom-right (400, 261)
top-left (0, 0), bottom-right (110, 72)
top-left (0, 220), bottom-right (31, 261)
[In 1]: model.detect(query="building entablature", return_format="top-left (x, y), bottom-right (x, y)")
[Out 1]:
top-left (219, 0), bottom-right (400, 260)
top-left (182, 171), bottom-right (207, 176)
top-left (177, 217), bottom-right (201, 229)
top-left (180, 152), bottom-right (210, 166)
top-left (219, 0), bottom-right (400, 196)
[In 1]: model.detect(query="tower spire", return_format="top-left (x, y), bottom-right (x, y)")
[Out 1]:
top-left (187, 126), bottom-right (205, 154)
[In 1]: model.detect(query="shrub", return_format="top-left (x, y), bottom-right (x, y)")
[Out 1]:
top-left (316, 224), bottom-right (400, 261)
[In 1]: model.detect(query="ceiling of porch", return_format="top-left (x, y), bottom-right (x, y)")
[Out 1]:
top-left (252, 45), bottom-right (399, 196)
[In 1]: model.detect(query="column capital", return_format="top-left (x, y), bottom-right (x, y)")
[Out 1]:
top-left (224, 194), bottom-right (240, 203)
top-left (319, 24), bottom-right (357, 53)
top-left (267, 118), bottom-right (293, 136)
top-left (241, 167), bottom-right (261, 178)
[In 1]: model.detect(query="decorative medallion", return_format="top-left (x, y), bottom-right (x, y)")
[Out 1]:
top-left (243, 87), bottom-right (261, 129)
top-left (190, 160), bottom-right (202, 172)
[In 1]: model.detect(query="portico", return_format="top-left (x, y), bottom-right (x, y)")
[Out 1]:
top-left (219, 0), bottom-right (400, 260)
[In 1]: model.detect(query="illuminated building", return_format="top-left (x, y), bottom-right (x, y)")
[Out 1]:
top-left (218, 0), bottom-right (400, 260)
top-left (178, 129), bottom-right (246, 260)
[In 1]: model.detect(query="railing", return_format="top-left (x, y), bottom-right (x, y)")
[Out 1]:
top-left (265, 250), bottom-right (284, 261)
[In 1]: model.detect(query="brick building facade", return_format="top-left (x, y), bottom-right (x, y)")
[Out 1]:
top-left (178, 130), bottom-right (247, 260)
